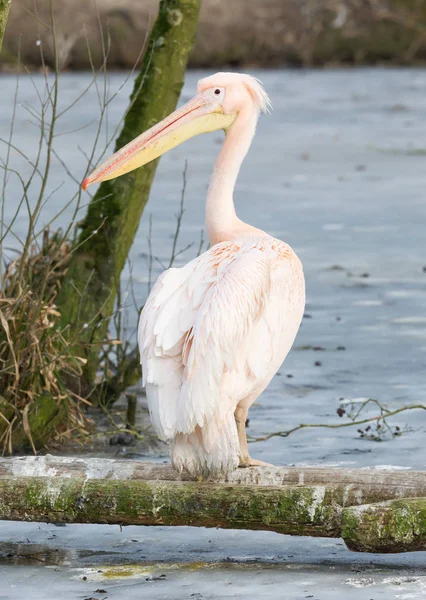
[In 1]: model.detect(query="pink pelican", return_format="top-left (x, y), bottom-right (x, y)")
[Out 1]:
top-left (83, 73), bottom-right (305, 478)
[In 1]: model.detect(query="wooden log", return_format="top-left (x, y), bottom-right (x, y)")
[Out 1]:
top-left (342, 498), bottom-right (426, 553)
top-left (0, 477), bottom-right (342, 538)
top-left (1, 457), bottom-right (426, 553)
top-left (1, 456), bottom-right (425, 505)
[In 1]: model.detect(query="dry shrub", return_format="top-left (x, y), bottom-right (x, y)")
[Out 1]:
top-left (0, 230), bottom-right (90, 453)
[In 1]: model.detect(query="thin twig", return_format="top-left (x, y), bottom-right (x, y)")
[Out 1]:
top-left (147, 214), bottom-right (154, 295)
top-left (248, 403), bottom-right (426, 443)
top-left (197, 229), bottom-right (205, 257)
top-left (168, 160), bottom-right (188, 268)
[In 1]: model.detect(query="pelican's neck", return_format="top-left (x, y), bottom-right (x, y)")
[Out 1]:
top-left (206, 108), bottom-right (258, 244)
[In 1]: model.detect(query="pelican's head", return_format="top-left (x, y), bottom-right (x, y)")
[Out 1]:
top-left (82, 72), bottom-right (271, 190)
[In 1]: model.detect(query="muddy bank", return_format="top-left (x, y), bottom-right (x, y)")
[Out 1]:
top-left (2, 0), bottom-right (426, 70)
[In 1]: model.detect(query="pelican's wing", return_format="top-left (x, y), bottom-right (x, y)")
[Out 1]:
top-left (138, 241), bottom-right (271, 440)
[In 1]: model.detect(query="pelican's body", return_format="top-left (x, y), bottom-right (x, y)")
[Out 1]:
top-left (140, 237), bottom-right (304, 476)
top-left (84, 73), bottom-right (305, 478)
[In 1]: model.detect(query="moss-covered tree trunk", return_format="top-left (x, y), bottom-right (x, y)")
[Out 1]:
top-left (0, 0), bottom-right (12, 52)
top-left (56, 0), bottom-right (201, 384)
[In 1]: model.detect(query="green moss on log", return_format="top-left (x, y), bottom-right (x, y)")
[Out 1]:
top-left (342, 498), bottom-right (426, 553)
top-left (56, 0), bottom-right (201, 385)
top-left (0, 477), bottom-right (341, 536)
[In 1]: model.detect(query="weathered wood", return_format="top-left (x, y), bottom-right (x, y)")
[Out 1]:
top-left (0, 477), bottom-right (342, 538)
top-left (1, 456), bottom-right (425, 504)
top-left (1, 457), bottom-right (426, 553)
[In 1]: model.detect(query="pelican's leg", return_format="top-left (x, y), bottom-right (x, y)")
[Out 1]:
top-left (234, 405), bottom-right (272, 468)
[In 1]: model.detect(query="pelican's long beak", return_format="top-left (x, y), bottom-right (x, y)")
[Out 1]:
top-left (82, 96), bottom-right (236, 190)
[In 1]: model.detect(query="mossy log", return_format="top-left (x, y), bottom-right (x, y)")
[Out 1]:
top-left (57, 0), bottom-right (201, 386)
top-left (0, 0), bottom-right (12, 52)
top-left (342, 498), bottom-right (426, 553)
top-left (1, 457), bottom-right (426, 553)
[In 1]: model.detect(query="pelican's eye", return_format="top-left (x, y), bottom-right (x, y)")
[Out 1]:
top-left (214, 89), bottom-right (221, 95)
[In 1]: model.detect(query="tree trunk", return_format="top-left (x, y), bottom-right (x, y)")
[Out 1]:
top-left (1, 457), bottom-right (426, 553)
top-left (56, 0), bottom-right (201, 384)
top-left (0, 0), bottom-right (12, 52)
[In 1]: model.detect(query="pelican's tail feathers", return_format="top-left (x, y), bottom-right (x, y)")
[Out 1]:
top-left (170, 412), bottom-right (239, 479)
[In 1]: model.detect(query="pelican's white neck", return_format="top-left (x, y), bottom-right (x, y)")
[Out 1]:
top-left (205, 107), bottom-right (258, 244)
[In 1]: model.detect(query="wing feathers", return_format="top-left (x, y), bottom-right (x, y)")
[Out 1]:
top-left (139, 241), bottom-right (273, 442)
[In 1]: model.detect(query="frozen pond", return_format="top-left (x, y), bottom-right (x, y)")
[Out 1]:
top-left (1, 68), bottom-right (426, 597)
top-left (2, 522), bottom-right (426, 599)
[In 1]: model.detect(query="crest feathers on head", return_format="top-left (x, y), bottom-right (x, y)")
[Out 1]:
top-left (241, 74), bottom-right (272, 114)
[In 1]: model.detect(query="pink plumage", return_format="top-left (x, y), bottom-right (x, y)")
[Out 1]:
top-left (138, 74), bottom-right (305, 478)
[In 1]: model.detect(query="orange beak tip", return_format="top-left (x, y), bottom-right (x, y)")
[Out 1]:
top-left (82, 177), bottom-right (90, 191)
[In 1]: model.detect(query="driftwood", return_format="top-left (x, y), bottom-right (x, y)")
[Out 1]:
top-left (0, 456), bottom-right (425, 554)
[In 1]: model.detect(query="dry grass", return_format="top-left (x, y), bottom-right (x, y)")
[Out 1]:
top-left (0, 230), bottom-right (90, 452)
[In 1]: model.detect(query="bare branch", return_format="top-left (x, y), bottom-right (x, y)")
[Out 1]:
top-left (248, 402), bottom-right (426, 443)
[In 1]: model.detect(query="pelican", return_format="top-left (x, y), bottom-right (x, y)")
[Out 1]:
top-left (83, 73), bottom-right (305, 478)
